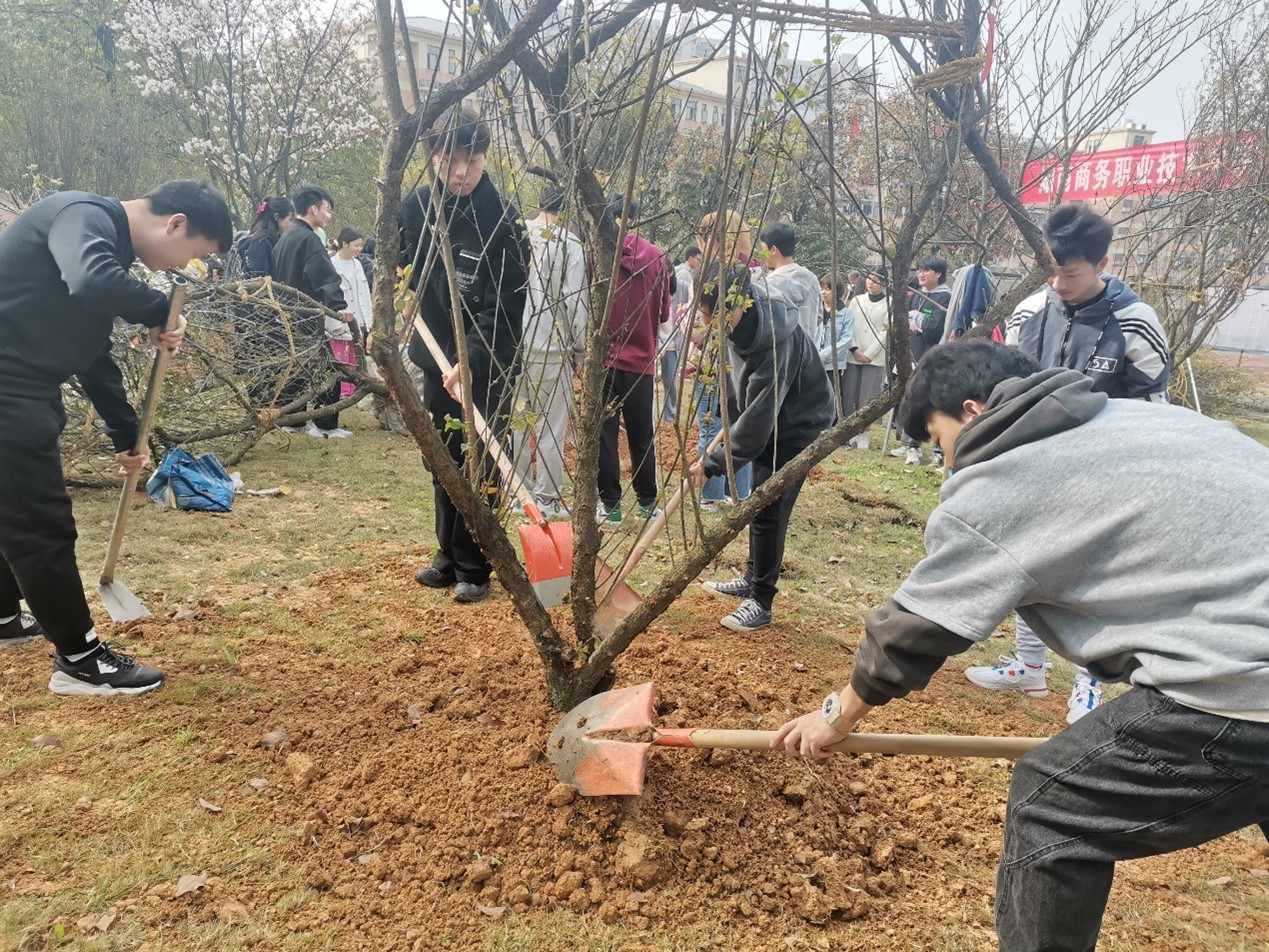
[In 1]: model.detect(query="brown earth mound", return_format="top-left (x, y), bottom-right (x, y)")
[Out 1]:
top-left (4, 554), bottom-right (1266, 949)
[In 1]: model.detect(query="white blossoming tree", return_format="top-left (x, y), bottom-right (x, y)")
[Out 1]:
top-left (118, 0), bottom-right (381, 216)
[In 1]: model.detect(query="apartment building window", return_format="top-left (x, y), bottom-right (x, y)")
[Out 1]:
top-left (427, 45), bottom-right (440, 70)
top-left (686, 102), bottom-right (696, 121)
top-left (671, 99), bottom-right (681, 117)
top-left (447, 51), bottom-right (459, 74)
top-left (1131, 134), bottom-right (1147, 147)
top-left (1112, 252), bottom-right (1125, 269)
top-left (1121, 198), bottom-right (1135, 212)
top-left (712, 105), bottom-right (720, 124)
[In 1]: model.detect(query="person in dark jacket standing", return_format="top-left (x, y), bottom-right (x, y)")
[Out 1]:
top-left (400, 107), bottom-right (528, 604)
top-left (892, 253), bottom-right (951, 466)
top-left (231, 196), bottom-right (294, 278)
top-left (693, 263), bottom-right (834, 632)
top-left (596, 195), bottom-right (670, 528)
top-left (0, 180), bottom-right (231, 695)
top-left (271, 184), bottom-right (354, 438)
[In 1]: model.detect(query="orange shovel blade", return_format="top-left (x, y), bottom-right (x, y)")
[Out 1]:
top-left (519, 520), bottom-right (573, 607)
top-left (547, 682), bottom-right (657, 796)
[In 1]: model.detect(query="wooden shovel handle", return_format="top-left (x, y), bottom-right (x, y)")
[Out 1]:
top-left (654, 728), bottom-right (1045, 760)
top-left (598, 429), bottom-right (728, 601)
top-left (409, 315), bottom-right (541, 522)
top-left (101, 277), bottom-right (187, 585)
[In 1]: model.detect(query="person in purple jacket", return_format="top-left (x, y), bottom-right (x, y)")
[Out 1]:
top-left (597, 195), bottom-right (670, 528)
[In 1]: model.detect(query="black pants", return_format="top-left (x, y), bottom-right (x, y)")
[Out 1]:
top-left (997, 687), bottom-right (1269, 951)
top-left (0, 391), bottom-right (95, 654)
top-left (312, 376), bottom-right (343, 430)
top-left (598, 368), bottom-right (657, 508)
top-left (421, 372), bottom-right (507, 584)
top-left (742, 437), bottom-right (812, 610)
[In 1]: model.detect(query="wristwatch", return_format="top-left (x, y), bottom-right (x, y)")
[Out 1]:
top-left (820, 691), bottom-right (852, 733)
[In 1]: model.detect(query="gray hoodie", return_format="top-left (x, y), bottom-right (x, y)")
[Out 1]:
top-left (853, 368), bottom-right (1269, 715)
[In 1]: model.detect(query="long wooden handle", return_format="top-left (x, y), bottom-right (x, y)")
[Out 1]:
top-left (654, 727), bottom-right (1045, 760)
top-left (409, 315), bottom-right (540, 520)
top-left (598, 429), bottom-right (727, 601)
top-left (100, 277), bottom-right (188, 584)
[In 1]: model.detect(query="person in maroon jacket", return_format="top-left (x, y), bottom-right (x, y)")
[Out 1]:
top-left (597, 195), bottom-right (670, 528)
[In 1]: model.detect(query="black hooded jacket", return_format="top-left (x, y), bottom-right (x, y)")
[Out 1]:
top-left (0, 191), bottom-right (170, 451)
top-left (400, 175), bottom-right (528, 402)
top-left (270, 220), bottom-right (347, 312)
top-left (701, 289), bottom-right (834, 478)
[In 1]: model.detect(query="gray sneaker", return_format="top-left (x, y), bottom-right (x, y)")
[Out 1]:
top-left (702, 577), bottom-right (752, 600)
top-left (720, 598), bottom-right (772, 632)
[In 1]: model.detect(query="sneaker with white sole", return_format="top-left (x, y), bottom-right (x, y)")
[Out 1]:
top-left (720, 598), bottom-right (772, 632)
top-left (904, 446), bottom-right (922, 465)
top-left (48, 643), bottom-right (165, 697)
top-left (702, 577), bottom-right (752, 600)
top-left (1066, 677), bottom-right (1103, 725)
top-left (888, 446), bottom-right (908, 458)
top-left (323, 427), bottom-right (353, 439)
top-left (597, 503), bottom-right (622, 529)
top-left (0, 611), bottom-right (42, 650)
top-left (305, 421), bottom-right (327, 439)
top-left (964, 655), bottom-right (1049, 697)
top-left (280, 424), bottom-right (305, 434)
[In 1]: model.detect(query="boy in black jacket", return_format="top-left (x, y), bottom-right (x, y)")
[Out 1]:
top-left (270, 184), bottom-right (355, 437)
top-left (0, 180), bottom-right (231, 696)
top-left (400, 107), bottom-right (529, 604)
top-left (692, 263), bottom-right (834, 631)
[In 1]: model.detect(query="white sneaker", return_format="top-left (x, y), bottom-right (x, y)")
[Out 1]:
top-left (324, 427), bottom-right (353, 439)
top-left (1066, 678), bottom-right (1103, 725)
top-left (280, 424), bottom-right (305, 434)
top-left (305, 421), bottom-right (327, 439)
top-left (904, 447), bottom-right (922, 465)
top-left (889, 446), bottom-right (908, 458)
top-left (964, 655), bottom-right (1049, 697)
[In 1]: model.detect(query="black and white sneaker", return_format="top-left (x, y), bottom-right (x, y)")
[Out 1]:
top-left (0, 611), bottom-right (42, 650)
top-left (702, 577), bottom-right (752, 600)
top-left (720, 598), bottom-right (772, 632)
top-left (48, 643), bottom-right (166, 697)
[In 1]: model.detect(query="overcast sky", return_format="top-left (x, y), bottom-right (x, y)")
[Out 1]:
top-left (399, 0), bottom-right (1210, 143)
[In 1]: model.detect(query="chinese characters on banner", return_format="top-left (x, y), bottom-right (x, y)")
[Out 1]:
top-left (1019, 140), bottom-right (1190, 206)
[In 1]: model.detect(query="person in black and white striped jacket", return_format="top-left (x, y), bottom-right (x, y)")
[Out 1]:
top-left (967, 202), bottom-right (1171, 724)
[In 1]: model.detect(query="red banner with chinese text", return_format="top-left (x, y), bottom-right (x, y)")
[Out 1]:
top-left (1019, 140), bottom-right (1191, 205)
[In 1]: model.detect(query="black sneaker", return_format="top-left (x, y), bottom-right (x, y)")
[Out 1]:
top-left (48, 643), bottom-right (165, 697)
top-left (720, 598), bottom-right (772, 632)
top-left (0, 611), bottom-right (42, 650)
top-left (414, 566), bottom-right (456, 588)
top-left (453, 581), bottom-right (490, 604)
top-left (702, 577), bottom-right (752, 600)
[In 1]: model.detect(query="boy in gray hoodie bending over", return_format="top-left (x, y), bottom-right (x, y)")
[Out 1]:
top-left (774, 339), bottom-right (1268, 952)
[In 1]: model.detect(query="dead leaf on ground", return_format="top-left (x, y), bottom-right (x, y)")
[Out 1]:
top-left (197, 797), bottom-right (222, 813)
top-left (31, 734), bottom-right (62, 750)
top-left (476, 712), bottom-right (504, 726)
top-left (247, 778), bottom-right (269, 791)
top-left (1206, 876), bottom-right (1233, 887)
top-left (217, 900), bottom-right (251, 925)
top-left (261, 730), bottom-right (289, 749)
top-left (406, 703), bottom-right (423, 725)
top-left (477, 904), bottom-right (507, 919)
top-left (175, 873), bottom-right (208, 897)
top-left (76, 911), bottom-right (115, 933)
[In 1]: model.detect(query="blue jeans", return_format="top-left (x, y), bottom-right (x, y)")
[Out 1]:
top-left (694, 381), bottom-right (751, 501)
top-left (997, 686), bottom-right (1269, 951)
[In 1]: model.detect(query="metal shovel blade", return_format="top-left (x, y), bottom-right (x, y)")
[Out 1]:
top-left (547, 681), bottom-right (657, 796)
top-left (99, 579), bottom-right (152, 622)
top-left (519, 520), bottom-right (573, 608)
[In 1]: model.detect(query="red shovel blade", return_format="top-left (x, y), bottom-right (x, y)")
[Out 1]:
top-left (519, 519), bottom-right (573, 607)
top-left (547, 681), bottom-right (657, 796)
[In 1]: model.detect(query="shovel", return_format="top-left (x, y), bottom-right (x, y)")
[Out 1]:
top-left (592, 429), bottom-right (726, 639)
top-left (410, 317), bottom-right (586, 607)
top-left (99, 276), bottom-right (188, 622)
top-left (548, 681), bottom-right (1047, 796)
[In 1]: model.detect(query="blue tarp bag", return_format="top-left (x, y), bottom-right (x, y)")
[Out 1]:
top-left (146, 448), bottom-right (235, 513)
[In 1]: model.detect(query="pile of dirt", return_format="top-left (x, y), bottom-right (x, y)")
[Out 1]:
top-left (7, 555), bottom-right (1266, 949)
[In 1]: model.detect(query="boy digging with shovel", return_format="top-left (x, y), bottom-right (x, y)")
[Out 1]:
top-left (775, 340), bottom-right (1268, 951)
top-left (0, 181), bottom-right (231, 696)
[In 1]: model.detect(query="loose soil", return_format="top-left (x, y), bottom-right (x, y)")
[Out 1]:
top-left (3, 551), bottom-right (1265, 950)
